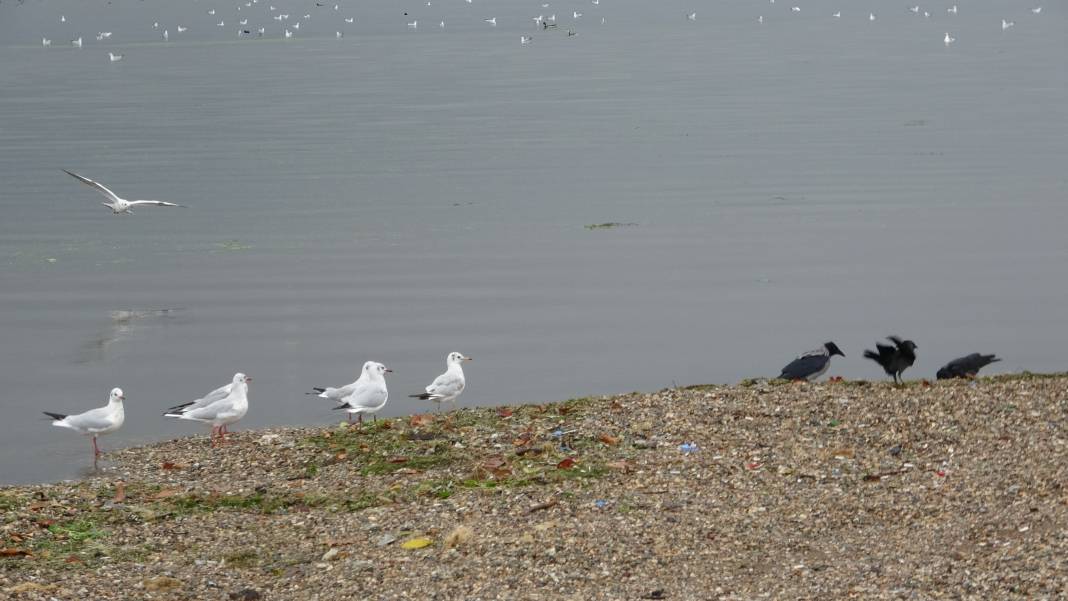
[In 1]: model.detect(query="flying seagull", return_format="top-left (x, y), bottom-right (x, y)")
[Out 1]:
top-left (863, 336), bottom-right (917, 384)
top-left (778, 341), bottom-right (845, 381)
top-left (43, 387), bottom-right (125, 460)
top-left (936, 353), bottom-right (1001, 379)
top-left (328, 361), bottom-right (391, 424)
top-left (410, 352), bottom-right (471, 410)
top-left (62, 170), bottom-right (184, 214)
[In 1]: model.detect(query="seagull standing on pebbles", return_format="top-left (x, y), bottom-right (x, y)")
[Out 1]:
top-left (328, 362), bottom-right (392, 424)
top-left (44, 388), bottom-right (125, 461)
top-left (410, 352), bottom-right (471, 410)
top-left (62, 170), bottom-right (184, 214)
top-left (165, 373), bottom-right (251, 446)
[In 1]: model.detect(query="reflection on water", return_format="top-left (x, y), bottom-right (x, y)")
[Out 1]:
top-left (78, 308), bottom-right (185, 364)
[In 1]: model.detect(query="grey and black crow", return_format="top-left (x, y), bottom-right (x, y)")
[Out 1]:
top-left (936, 353), bottom-right (1000, 379)
top-left (779, 342), bottom-right (845, 381)
top-left (863, 336), bottom-right (917, 384)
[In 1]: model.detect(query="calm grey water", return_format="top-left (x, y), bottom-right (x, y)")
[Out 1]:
top-left (0, 0), bottom-right (1065, 484)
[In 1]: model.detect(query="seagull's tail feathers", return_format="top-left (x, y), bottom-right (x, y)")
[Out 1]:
top-left (331, 402), bottom-right (352, 411)
top-left (43, 411), bottom-right (68, 424)
top-left (409, 393), bottom-right (433, 400)
top-left (306, 387), bottom-right (327, 396)
top-left (163, 411), bottom-right (188, 419)
top-left (163, 401), bottom-right (194, 416)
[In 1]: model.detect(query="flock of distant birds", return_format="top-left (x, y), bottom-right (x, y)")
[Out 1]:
top-left (45, 352), bottom-right (473, 461)
top-left (28, 0), bottom-right (1047, 60)
top-left (45, 329), bottom-right (999, 463)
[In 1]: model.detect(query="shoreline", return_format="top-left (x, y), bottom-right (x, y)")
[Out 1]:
top-left (2, 374), bottom-right (1066, 599)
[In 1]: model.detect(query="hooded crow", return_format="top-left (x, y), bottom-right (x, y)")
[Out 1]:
top-left (863, 336), bottom-right (917, 384)
top-left (936, 353), bottom-right (1000, 379)
top-left (779, 341), bottom-right (845, 381)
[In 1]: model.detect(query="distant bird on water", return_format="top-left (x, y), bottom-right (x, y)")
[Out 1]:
top-left (936, 353), bottom-right (1001, 379)
top-left (864, 336), bottom-right (917, 384)
top-left (779, 342), bottom-right (845, 381)
top-left (44, 388), bottom-right (125, 460)
top-left (62, 170), bottom-right (185, 214)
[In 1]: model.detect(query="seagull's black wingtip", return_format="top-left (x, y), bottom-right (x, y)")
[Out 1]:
top-left (409, 393), bottom-right (432, 400)
top-left (43, 411), bottom-right (67, 421)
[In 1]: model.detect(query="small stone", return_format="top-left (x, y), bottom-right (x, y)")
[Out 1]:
top-left (375, 533), bottom-right (397, 547)
top-left (321, 548), bottom-right (339, 561)
top-left (229, 590), bottom-right (262, 601)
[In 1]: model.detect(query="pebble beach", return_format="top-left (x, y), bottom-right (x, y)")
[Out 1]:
top-left (2, 374), bottom-right (1066, 600)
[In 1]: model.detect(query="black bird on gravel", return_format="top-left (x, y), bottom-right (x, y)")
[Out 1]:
top-left (863, 336), bottom-right (917, 384)
top-left (936, 353), bottom-right (1001, 379)
top-left (778, 342), bottom-right (845, 381)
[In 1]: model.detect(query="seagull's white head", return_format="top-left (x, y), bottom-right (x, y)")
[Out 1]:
top-left (233, 372), bottom-right (251, 385)
top-left (110, 388), bottom-right (125, 403)
top-left (447, 352), bottom-right (472, 365)
top-left (364, 361), bottom-right (392, 377)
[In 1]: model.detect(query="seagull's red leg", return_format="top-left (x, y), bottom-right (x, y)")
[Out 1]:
top-left (92, 436), bottom-right (100, 458)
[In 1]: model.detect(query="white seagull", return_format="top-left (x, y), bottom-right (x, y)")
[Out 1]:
top-left (944, 32), bottom-right (955, 45)
top-left (177, 25), bottom-right (188, 32)
top-left (409, 352), bottom-right (471, 410)
top-left (323, 362), bottom-right (392, 424)
top-left (521, 35), bottom-right (532, 44)
top-left (108, 52), bottom-right (124, 62)
top-left (44, 388), bottom-right (125, 460)
top-left (345, 17), bottom-right (354, 23)
top-left (1031, 7), bottom-right (1042, 14)
top-left (163, 29), bottom-right (169, 40)
top-left (687, 12), bottom-right (696, 20)
top-left (1001, 19), bottom-right (1014, 31)
top-left (42, 37), bottom-right (52, 47)
top-left (485, 17), bottom-right (497, 25)
top-left (408, 20), bottom-right (418, 29)
top-left (71, 37), bottom-right (83, 48)
top-left (165, 373), bottom-right (250, 446)
top-left (832, 11), bottom-right (841, 18)
top-left (63, 170), bottom-right (184, 214)
top-left (909, 6), bottom-right (919, 13)
top-left (947, 5), bottom-right (957, 14)
top-left (869, 12), bottom-right (876, 21)
top-left (573, 11), bottom-right (582, 18)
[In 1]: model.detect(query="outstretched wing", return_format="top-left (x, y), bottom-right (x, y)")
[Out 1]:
top-left (129, 200), bottom-right (185, 208)
top-left (63, 169), bottom-right (121, 203)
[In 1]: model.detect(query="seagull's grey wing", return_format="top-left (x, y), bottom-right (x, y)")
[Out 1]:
top-left (63, 170), bottom-right (121, 203)
top-left (182, 396), bottom-right (233, 421)
top-left (426, 372), bottom-right (463, 398)
top-left (129, 200), bottom-right (185, 208)
top-left (64, 406), bottom-right (115, 432)
top-left (342, 380), bottom-right (387, 410)
top-left (193, 383), bottom-right (232, 408)
top-left (779, 354), bottom-right (828, 380)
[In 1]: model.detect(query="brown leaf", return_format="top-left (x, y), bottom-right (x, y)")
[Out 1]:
top-left (387, 456), bottom-right (409, 464)
top-left (557, 457), bottom-right (577, 470)
top-left (161, 461), bottom-right (182, 470)
top-left (598, 433), bottom-right (620, 446)
top-left (481, 456), bottom-right (508, 470)
top-left (409, 414), bottom-right (434, 427)
top-left (65, 554), bottom-right (83, 564)
top-left (606, 460), bottom-right (633, 472)
top-left (496, 407), bottom-right (514, 418)
top-left (151, 488), bottom-right (180, 500)
top-left (35, 518), bottom-right (56, 529)
top-left (0, 548), bottom-right (30, 557)
top-left (557, 406), bottom-right (572, 415)
top-left (831, 447), bottom-right (854, 458)
top-left (112, 482), bottom-right (126, 503)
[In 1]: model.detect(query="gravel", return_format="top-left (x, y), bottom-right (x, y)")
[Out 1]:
top-left (2, 374), bottom-right (1066, 600)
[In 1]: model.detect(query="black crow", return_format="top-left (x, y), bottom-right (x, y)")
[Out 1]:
top-left (863, 336), bottom-right (917, 384)
top-left (936, 353), bottom-right (1000, 379)
top-left (779, 341), bottom-right (845, 381)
